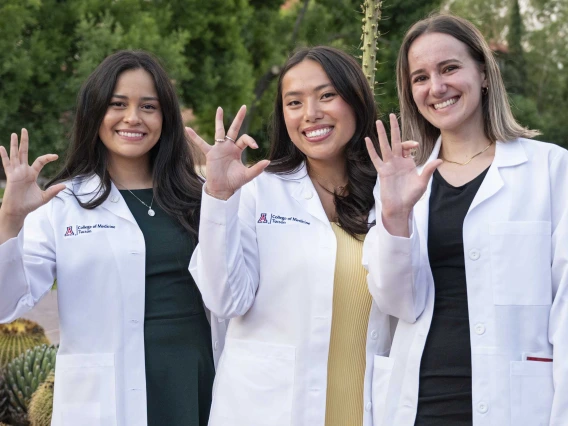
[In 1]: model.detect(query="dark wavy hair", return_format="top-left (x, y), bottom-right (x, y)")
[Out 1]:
top-left (266, 46), bottom-right (380, 237)
top-left (47, 50), bottom-right (202, 236)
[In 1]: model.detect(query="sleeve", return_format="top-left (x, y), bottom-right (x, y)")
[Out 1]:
top-left (362, 187), bottom-right (427, 324)
top-left (547, 148), bottom-right (568, 425)
top-left (189, 181), bottom-right (260, 319)
top-left (0, 203), bottom-right (56, 323)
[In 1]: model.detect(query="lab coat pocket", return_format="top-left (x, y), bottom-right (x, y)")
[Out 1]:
top-left (210, 339), bottom-right (296, 426)
top-left (52, 353), bottom-right (117, 426)
top-left (489, 221), bottom-right (552, 305)
top-left (371, 355), bottom-right (394, 426)
top-left (510, 361), bottom-right (553, 426)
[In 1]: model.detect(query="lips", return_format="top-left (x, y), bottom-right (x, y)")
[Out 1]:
top-left (117, 131), bottom-right (145, 137)
top-left (433, 96), bottom-right (459, 110)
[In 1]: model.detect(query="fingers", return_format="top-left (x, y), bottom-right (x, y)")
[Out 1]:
top-left (31, 154), bottom-right (59, 175)
top-left (375, 120), bottom-right (392, 162)
top-left (10, 133), bottom-right (19, 166)
top-left (0, 145), bottom-right (9, 171)
top-left (185, 127), bottom-right (212, 155)
top-left (244, 160), bottom-right (270, 183)
top-left (235, 134), bottom-right (258, 150)
top-left (19, 129), bottom-right (29, 165)
top-left (42, 183), bottom-right (66, 204)
top-left (226, 105), bottom-right (247, 142)
top-left (214, 107), bottom-right (226, 141)
top-left (419, 159), bottom-right (443, 185)
top-left (401, 141), bottom-right (419, 159)
top-left (365, 137), bottom-right (383, 171)
top-left (389, 114), bottom-right (402, 157)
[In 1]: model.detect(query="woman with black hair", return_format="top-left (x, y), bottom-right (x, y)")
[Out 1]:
top-left (188, 46), bottom-right (415, 426)
top-left (0, 50), bottom-right (217, 426)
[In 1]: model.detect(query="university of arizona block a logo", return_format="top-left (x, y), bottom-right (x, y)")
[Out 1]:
top-left (64, 226), bottom-right (75, 237)
top-left (257, 213), bottom-right (268, 224)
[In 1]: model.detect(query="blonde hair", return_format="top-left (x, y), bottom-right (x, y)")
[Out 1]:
top-left (396, 13), bottom-right (539, 165)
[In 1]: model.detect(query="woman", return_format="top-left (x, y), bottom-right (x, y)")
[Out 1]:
top-left (0, 50), bottom-right (218, 426)
top-left (364, 13), bottom-right (568, 426)
top-left (188, 46), bottom-right (416, 426)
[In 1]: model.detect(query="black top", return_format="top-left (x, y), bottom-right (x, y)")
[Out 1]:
top-left (415, 168), bottom-right (489, 426)
top-left (120, 189), bottom-right (214, 426)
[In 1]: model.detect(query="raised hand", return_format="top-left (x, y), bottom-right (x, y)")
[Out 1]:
top-left (365, 114), bottom-right (441, 236)
top-left (186, 105), bottom-right (270, 200)
top-left (0, 129), bottom-right (66, 240)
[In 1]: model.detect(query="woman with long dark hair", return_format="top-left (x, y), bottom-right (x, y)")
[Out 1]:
top-left (0, 50), bottom-right (217, 426)
top-left (188, 46), bottom-right (415, 426)
top-left (364, 13), bottom-right (568, 426)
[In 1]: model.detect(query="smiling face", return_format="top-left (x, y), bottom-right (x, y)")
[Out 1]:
top-left (281, 60), bottom-right (356, 166)
top-left (408, 32), bottom-right (487, 138)
top-left (98, 68), bottom-right (163, 167)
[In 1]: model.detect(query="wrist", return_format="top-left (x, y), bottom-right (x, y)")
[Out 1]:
top-left (204, 184), bottom-right (234, 201)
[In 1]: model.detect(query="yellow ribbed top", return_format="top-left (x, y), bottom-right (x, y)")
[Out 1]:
top-left (325, 223), bottom-right (372, 426)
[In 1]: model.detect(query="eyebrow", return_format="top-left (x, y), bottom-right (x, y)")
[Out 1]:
top-left (283, 83), bottom-right (332, 98)
top-left (111, 94), bottom-right (159, 101)
top-left (409, 59), bottom-right (463, 79)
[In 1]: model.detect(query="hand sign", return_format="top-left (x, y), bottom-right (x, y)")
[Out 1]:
top-left (186, 105), bottom-right (270, 200)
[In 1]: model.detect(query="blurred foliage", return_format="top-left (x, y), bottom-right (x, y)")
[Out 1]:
top-left (0, 0), bottom-right (565, 176)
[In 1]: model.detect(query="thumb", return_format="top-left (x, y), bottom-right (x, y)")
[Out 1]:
top-left (419, 159), bottom-right (443, 186)
top-left (42, 183), bottom-right (66, 205)
top-left (244, 160), bottom-right (270, 184)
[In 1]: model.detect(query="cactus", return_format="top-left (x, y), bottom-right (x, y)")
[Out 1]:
top-left (0, 320), bottom-right (50, 368)
top-left (4, 345), bottom-right (57, 426)
top-left (28, 371), bottom-right (54, 426)
top-left (360, 0), bottom-right (383, 91)
top-left (0, 374), bottom-right (8, 423)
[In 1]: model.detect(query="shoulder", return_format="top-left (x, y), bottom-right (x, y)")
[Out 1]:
top-left (515, 137), bottom-right (568, 158)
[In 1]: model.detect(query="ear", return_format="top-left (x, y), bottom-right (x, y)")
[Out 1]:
top-left (480, 64), bottom-right (488, 88)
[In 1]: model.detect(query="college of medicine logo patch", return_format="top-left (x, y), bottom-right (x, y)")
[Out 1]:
top-left (257, 213), bottom-right (268, 224)
top-left (64, 226), bottom-right (75, 237)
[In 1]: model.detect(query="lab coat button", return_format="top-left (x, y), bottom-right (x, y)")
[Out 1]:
top-left (110, 196), bottom-right (120, 203)
top-left (303, 191), bottom-right (313, 200)
top-left (365, 402), bottom-right (372, 412)
top-left (214, 341), bottom-right (219, 351)
top-left (474, 323), bottom-right (486, 335)
top-left (477, 402), bottom-right (488, 414)
top-left (370, 330), bottom-right (378, 340)
top-left (130, 319), bottom-right (139, 324)
top-left (468, 249), bottom-right (480, 260)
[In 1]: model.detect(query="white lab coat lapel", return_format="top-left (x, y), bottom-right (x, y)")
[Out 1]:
top-left (468, 139), bottom-right (527, 214)
top-left (73, 174), bottom-right (138, 224)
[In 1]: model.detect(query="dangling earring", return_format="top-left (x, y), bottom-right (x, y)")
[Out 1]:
top-left (482, 87), bottom-right (488, 95)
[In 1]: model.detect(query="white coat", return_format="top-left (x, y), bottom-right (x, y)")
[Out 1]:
top-left (0, 174), bottom-right (226, 426)
top-left (189, 164), bottom-right (393, 426)
top-left (363, 138), bottom-right (568, 426)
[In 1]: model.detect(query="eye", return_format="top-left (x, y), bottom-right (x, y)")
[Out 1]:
top-left (412, 75), bottom-right (427, 84)
top-left (286, 100), bottom-right (301, 107)
top-left (443, 65), bottom-right (459, 73)
top-left (141, 104), bottom-right (158, 111)
top-left (321, 92), bottom-right (337, 100)
top-left (109, 101), bottom-right (126, 108)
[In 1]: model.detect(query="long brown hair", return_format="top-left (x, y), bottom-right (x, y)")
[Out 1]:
top-left (47, 50), bottom-right (202, 237)
top-left (397, 13), bottom-right (539, 165)
top-left (267, 46), bottom-right (380, 236)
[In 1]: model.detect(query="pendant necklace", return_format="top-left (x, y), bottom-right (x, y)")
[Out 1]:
top-left (114, 182), bottom-right (156, 216)
top-left (309, 171), bottom-right (347, 195)
top-left (440, 142), bottom-right (493, 166)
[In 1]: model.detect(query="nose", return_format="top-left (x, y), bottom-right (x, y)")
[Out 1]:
top-left (123, 106), bottom-right (141, 125)
top-left (430, 74), bottom-right (447, 97)
top-left (303, 98), bottom-right (323, 122)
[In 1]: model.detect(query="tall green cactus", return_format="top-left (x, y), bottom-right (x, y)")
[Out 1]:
top-left (360, 0), bottom-right (383, 91)
top-left (28, 371), bottom-right (54, 426)
top-left (0, 320), bottom-right (50, 368)
top-left (4, 345), bottom-right (57, 426)
top-left (0, 374), bottom-right (8, 423)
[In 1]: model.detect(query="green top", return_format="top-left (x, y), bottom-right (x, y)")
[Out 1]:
top-left (120, 189), bottom-right (214, 426)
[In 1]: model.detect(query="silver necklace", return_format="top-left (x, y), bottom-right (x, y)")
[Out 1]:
top-left (114, 182), bottom-right (155, 217)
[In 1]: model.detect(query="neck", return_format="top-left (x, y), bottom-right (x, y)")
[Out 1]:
top-left (108, 155), bottom-right (153, 189)
top-left (306, 158), bottom-right (348, 188)
top-left (439, 110), bottom-right (493, 161)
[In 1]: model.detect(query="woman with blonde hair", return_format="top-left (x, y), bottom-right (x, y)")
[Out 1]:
top-left (364, 13), bottom-right (568, 426)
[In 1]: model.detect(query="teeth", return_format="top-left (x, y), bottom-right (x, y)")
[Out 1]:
top-left (305, 127), bottom-right (332, 138)
top-left (118, 131), bottom-right (144, 137)
top-left (434, 98), bottom-right (458, 110)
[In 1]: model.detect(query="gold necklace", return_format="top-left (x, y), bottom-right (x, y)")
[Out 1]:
top-left (308, 171), bottom-right (347, 195)
top-left (440, 142), bottom-right (493, 166)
